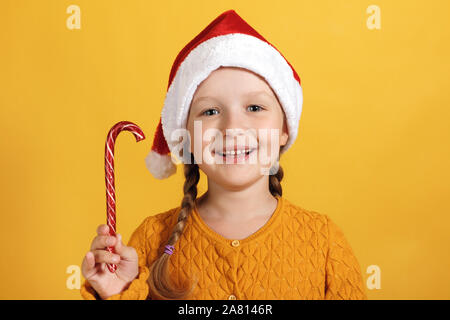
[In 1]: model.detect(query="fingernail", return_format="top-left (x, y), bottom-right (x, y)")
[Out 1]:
top-left (107, 237), bottom-right (114, 245)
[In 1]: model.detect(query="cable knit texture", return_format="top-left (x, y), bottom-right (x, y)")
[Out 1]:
top-left (81, 196), bottom-right (367, 300)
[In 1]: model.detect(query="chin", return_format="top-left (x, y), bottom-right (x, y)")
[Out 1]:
top-left (205, 165), bottom-right (264, 188)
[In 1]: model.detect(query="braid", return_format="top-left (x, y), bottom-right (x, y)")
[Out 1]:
top-left (147, 153), bottom-right (200, 300)
top-left (269, 164), bottom-right (284, 198)
top-left (167, 160), bottom-right (199, 244)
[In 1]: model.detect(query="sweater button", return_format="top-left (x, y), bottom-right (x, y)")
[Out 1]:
top-left (228, 294), bottom-right (237, 300)
top-left (231, 240), bottom-right (240, 247)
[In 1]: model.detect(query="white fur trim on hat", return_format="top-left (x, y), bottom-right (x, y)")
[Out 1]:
top-left (145, 150), bottom-right (177, 180)
top-left (161, 33), bottom-right (303, 158)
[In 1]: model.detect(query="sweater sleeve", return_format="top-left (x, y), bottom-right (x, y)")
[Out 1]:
top-left (80, 217), bottom-right (151, 300)
top-left (324, 215), bottom-right (367, 300)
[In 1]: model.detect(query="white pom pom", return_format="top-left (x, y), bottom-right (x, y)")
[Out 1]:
top-left (145, 150), bottom-right (177, 180)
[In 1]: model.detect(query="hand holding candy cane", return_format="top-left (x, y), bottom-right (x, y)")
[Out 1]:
top-left (81, 224), bottom-right (139, 299)
top-left (81, 121), bottom-right (145, 299)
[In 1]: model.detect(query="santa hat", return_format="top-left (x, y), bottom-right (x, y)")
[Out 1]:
top-left (145, 9), bottom-right (303, 179)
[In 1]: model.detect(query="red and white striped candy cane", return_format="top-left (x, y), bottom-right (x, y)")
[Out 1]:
top-left (104, 121), bottom-right (145, 273)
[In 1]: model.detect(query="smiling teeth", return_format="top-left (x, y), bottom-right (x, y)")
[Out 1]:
top-left (217, 149), bottom-right (253, 156)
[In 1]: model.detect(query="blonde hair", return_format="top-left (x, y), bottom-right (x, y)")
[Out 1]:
top-left (147, 152), bottom-right (284, 300)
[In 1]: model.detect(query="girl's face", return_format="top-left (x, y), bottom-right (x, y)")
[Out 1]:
top-left (186, 66), bottom-right (288, 188)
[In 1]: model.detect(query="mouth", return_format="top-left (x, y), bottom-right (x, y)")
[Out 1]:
top-left (212, 147), bottom-right (257, 163)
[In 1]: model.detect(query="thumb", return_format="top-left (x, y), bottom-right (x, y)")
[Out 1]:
top-left (114, 234), bottom-right (136, 260)
top-left (81, 251), bottom-right (96, 279)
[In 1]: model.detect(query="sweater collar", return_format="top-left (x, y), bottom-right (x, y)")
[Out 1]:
top-left (190, 195), bottom-right (284, 246)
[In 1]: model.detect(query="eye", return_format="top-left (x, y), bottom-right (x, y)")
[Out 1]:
top-left (247, 104), bottom-right (264, 112)
top-left (202, 108), bottom-right (219, 116)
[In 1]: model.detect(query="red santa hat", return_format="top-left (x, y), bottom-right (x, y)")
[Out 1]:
top-left (145, 9), bottom-right (303, 179)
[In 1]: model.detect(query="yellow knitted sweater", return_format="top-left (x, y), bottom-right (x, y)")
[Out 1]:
top-left (81, 196), bottom-right (367, 300)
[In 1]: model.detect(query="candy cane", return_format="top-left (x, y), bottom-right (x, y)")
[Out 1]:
top-left (104, 121), bottom-right (145, 273)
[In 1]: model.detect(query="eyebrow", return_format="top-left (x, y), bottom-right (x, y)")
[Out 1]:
top-left (191, 90), bottom-right (277, 106)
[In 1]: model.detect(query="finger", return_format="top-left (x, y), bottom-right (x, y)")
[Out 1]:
top-left (92, 249), bottom-right (121, 265)
top-left (90, 235), bottom-right (116, 251)
top-left (114, 234), bottom-right (137, 260)
top-left (81, 251), bottom-right (97, 279)
top-left (96, 224), bottom-right (109, 236)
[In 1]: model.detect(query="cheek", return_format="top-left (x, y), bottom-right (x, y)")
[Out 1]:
top-left (188, 122), bottom-right (216, 160)
top-left (256, 126), bottom-right (282, 161)
top-left (252, 114), bottom-right (283, 130)
top-left (253, 117), bottom-right (283, 141)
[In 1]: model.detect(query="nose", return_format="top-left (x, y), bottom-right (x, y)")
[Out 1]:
top-left (218, 107), bottom-right (245, 134)
top-left (216, 106), bottom-right (256, 147)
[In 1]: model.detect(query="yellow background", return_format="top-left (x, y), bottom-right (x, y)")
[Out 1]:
top-left (1, 0), bottom-right (449, 299)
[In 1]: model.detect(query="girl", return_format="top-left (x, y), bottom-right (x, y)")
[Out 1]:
top-left (81, 9), bottom-right (367, 300)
